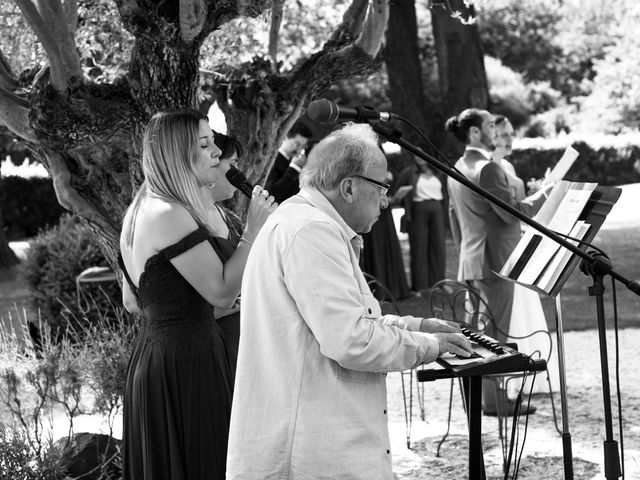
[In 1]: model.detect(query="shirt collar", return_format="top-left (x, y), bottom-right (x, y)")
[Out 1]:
top-left (297, 187), bottom-right (360, 243)
top-left (465, 146), bottom-right (492, 160)
top-left (278, 148), bottom-right (291, 160)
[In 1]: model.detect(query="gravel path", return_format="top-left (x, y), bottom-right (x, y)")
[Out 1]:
top-left (386, 328), bottom-right (640, 479)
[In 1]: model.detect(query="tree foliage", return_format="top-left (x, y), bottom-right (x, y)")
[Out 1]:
top-left (477, 0), bottom-right (564, 88)
top-left (579, 4), bottom-right (640, 133)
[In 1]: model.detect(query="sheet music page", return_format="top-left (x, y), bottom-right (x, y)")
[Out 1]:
top-left (535, 221), bottom-right (590, 292)
top-left (500, 181), bottom-right (597, 286)
top-left (516, 188), bottom-right (594, 283)
top-left (547, 146), bottom-right (579, 182)
top-left (501, 181), bottom-right (571, 276)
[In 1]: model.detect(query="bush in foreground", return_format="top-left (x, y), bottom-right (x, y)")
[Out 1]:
top-left (0, 305), bottom-right (136, 479)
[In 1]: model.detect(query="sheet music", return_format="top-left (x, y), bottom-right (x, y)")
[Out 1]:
top-left (535, 221), bottom-right (590, 292)
top-left (547, 146), bottom-right (579, 182)
top-left (500, 181), bottom-right (597, 294)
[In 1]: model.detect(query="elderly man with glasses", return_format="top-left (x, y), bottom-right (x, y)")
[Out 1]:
top-left (226, 122), bottom-right (473, 480)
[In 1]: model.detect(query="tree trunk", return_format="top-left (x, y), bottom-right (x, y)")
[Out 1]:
top-left (431, 0), bottom-right (489, 157)
top-left (128, 36), bottom-right (200, 115)
top-left (385, 0), bottom-right (439, 146)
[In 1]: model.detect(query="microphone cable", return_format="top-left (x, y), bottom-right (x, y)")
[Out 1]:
top-left (503, 366), bottom-right (537, 480)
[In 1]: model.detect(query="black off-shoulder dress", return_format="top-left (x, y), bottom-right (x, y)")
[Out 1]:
top-left (119, 226), bottom-right (239, 480)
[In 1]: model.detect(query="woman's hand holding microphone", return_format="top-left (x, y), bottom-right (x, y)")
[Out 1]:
top-left (224, 165), bottom-right (277, 246)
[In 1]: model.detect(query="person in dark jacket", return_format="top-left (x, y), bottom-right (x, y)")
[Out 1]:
top-left (265, 121), bottom-right (313, 203)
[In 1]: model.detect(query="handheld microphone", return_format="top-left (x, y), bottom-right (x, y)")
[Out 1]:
top-left (225, 165), bottom-right (254, 198)
top-left (306, 99), bottom-right (398, 124)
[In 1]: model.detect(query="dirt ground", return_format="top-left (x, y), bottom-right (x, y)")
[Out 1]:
top-left (385, 328), bottom-right (640, 479)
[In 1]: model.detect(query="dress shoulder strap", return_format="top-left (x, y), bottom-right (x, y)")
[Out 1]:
top-left (158, 225), bottom-right (209, 260)
top-left (118, 254), bottom-right (139, 298)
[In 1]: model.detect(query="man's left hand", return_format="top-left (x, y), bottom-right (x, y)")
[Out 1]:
top-left (418, 317), bottom-right (461, 334)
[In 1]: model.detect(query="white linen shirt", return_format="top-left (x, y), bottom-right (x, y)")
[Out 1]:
top-left (227, 188), bottom-right (440, 480)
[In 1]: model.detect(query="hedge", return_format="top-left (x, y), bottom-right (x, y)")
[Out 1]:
top-left (0, 175), bottom-right (67, 240)
top-left (510, 135), bottom-right (640, 186)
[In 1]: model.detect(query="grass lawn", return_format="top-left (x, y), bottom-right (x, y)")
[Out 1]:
top-left (395, 224), bottom-right (640, 331)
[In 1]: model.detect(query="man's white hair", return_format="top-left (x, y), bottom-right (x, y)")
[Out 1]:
top-left (300, 123), bottom-right (380, 191)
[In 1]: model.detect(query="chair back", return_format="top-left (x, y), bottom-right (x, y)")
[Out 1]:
top-left (428, 279), bottom-right (495, 336)
top-left (363, 272), bottom-right (400, 315)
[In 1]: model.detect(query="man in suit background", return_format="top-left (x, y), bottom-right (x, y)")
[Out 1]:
top-left (444, 108), bottom-right (549, 416)
top-left (265, 121), bottom-right (313, 203)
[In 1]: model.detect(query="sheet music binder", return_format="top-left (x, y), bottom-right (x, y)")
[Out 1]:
top-left (499, 181), bottom-right (621, 297)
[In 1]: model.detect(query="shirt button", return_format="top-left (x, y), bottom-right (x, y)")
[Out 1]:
top-left (383, 409), bottom-right (387, 414)
top-left (386, 449), bottom-right (390, 454)
top-left (368, 308), bottom-right (372, 314)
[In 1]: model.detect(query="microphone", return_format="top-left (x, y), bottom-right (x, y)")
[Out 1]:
top-left (225, 165), bottom-right (254, 198)
top-left (306, 99), bottom-right (398, 124)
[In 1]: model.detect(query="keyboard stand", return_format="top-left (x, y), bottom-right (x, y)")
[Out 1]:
top-left (418, 358), bottom-right (545, 480)
top-left (418, 370), bottom-right (486, 480)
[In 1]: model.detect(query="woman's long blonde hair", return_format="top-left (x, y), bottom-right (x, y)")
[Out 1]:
top-left (122, 109), bottom-right (212, 247)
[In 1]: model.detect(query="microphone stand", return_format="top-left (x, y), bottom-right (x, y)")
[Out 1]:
top-left (369, 120), bottom-right (640, 480)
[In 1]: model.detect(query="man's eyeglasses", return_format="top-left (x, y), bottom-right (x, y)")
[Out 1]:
top-left (353, 174), bottom-right (390, 196)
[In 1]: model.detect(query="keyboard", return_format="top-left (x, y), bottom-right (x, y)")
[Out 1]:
top-left (435, 325), bottom-right (546, 376)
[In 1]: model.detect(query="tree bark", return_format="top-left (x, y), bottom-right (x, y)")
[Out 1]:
top-left (431, 0), bottom-right (489, 157)
top-left (385, 0), bottom-right (440, 146)
top-left (128, 37), bottom-right (201, 115)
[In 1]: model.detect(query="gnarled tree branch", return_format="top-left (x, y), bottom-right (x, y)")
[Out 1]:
top-left (0, 87), bottom-right (39, 143)
top-left (36, 0), bottom-right (82, 78)
top-left (328, 0), bottom-right (368, 45)
top-left (268, 0), bottom-right (285, 72)
top-left (180, 0), bottom-right (207, 43)
top-left (47, 151), bottom-right (117, 239)
top-left (282, 0), bottom-right (389, 101)
top-left (62, 0), bottom-right (78, 34)
top-left (14, 0), bottom-right (69, 92)
top-left (354, 0), bottom-right (388, 56)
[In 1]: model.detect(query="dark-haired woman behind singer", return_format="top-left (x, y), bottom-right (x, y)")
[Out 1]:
top-left (119, 110), bottom-right (276, 480)
top-left (209, 131), bottom-right (247, 372)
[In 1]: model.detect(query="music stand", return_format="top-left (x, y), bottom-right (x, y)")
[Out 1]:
top-left (499, 182), bottom-right (622, 480)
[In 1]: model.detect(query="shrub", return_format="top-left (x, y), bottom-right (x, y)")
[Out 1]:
top-left (75, 310), bottom-right (138, 434)
top-left (485, 56), bottom-right (533, 128)
top-left (0, 306), bottom-right (136, 479)
top-left (17, 214), bottom-right (120, 335)
top-left (0, 175), bottom-right (67, 240)
top-left (0, 425), bottom-right (64, 480)
top-left (486, 57), bottom-right (563, 133)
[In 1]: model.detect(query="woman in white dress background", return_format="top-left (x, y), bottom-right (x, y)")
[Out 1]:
top-left (492, 115), bottom-right (560, 395)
